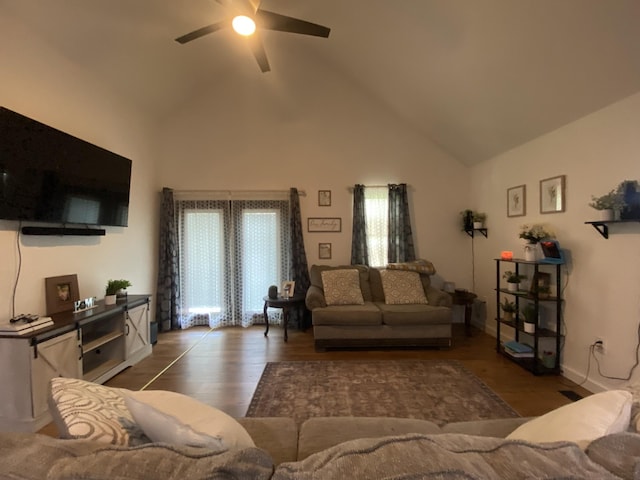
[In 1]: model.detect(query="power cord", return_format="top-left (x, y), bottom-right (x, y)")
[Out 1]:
top-left (11, 222), bottom-right (23, 318)
top-left (591, 322), bottom-right (640, 382)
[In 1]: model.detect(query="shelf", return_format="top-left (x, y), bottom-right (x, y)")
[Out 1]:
top-left (83, 359), bottom-right (121, 382)
top-left (585, 219), bottom-right (640, 239)
top-left (496, 288), bottom-right (561, 302)
top-left (464, 228), bottom-right (488, 238)
top-left (82, 331), bottom-right (123, 353)
top-left (496, 319), bottom-right (561, 338)
top-left (499, 347), bottom-right (559, 375)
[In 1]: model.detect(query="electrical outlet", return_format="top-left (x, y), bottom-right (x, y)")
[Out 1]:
top-left (594, 338), bottom-right (605, 354)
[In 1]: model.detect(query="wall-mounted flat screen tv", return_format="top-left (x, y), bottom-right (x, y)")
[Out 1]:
top-left (0, 107), bottom-right (131, 227)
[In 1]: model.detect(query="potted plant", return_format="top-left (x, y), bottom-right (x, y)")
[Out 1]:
top-left (535, 285), bottom-right (551, 299)
top-left (500, 298), bottom-right (517, 322)
top-left (589, 189), bottom-right (625, 221)
top-left (472, 212), bottom-right (487, 229)
top-left (502, 271), bottom-right (525, 292)
top-left (521, 303), bottom-right (536, 333)
top-left (460, 209), bottom-right (474, 231)
top-left (105, 279), bottom-right (132, 305)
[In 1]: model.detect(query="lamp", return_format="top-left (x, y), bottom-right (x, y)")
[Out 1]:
top-left (232, 15), bottom-right (256, 36)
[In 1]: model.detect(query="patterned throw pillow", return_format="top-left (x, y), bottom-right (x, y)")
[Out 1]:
top-left (379, 270), bottom-right (428, 305)
top-left (321, 269), bottom-right (365, 306)
top-left (386, 259), bottom-right (436, 276)
top-left (48, 377), bottom-right (149, 446)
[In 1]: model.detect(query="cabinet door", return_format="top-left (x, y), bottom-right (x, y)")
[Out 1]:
top-left (125, 304), bottom-right (150, 359)
top-left (31, 331), bottom-right (82, 418)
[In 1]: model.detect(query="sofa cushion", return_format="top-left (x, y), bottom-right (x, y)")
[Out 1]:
top-left (236, 417), bottom-right (299, 465)
top-left (297, 417), bottom-right (441, 460)
top-left (380, 269), bottom-right (428, 305)
top-left (310, 264), bottom-right (372, 301)
top-left (506, 390), bottom-right (632, 450)
top-left (124, 390), bottom-right (255, 450)
top-left (321, 269), bottom-right (364, 305)
top-left (272, 433), bottom-right (618, 479)
top-left (311, 302), bottom-right (383, 326)
top-left (377, 303), bottom-right (452, 326)
top-left (48, 377), bottom-right (149, 446)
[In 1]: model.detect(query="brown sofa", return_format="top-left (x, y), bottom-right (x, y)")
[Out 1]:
top-left (305, 264), bottom-right (453, 350)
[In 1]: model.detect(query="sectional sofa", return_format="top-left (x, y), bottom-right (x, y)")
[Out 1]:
top-left (0, 378), bottom-right (638, 479)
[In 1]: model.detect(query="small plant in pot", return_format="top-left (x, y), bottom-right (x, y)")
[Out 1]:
top-left (105, 279), bottom-right (132, 305)
top-left (472, 212), bottom-right (487, 229)
top-left (521, 303), bottom-right (537, 333)
top-left (500, 298), bottom-right (517, 322)
top-left (502, 271), bottom-right (525, 292)
top-left (589, 189), bottom-right (625, 221)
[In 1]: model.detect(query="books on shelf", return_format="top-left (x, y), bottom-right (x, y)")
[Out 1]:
top-left (503, 340), bottom-right (534, 358)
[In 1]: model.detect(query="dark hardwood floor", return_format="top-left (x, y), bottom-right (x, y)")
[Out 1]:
top-left (101, 323), bottom-right (590, 419)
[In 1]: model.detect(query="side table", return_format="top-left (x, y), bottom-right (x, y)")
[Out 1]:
top-left (263, 295), bottom-right (305, 342)
top-left (449, 290), bottom-right (477, 336)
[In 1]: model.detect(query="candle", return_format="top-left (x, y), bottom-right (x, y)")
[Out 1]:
top-left (500, 251), bottom-right (513, 260)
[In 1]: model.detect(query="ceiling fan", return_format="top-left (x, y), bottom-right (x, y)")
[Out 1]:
top-left (175, 0), bottom-right (331, 73)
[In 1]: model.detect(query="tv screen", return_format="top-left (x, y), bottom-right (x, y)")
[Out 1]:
top-left (0, 107), bottom-right (131, 227)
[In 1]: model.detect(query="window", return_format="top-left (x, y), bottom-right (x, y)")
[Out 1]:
top-left (364, 186), bottom-right (388, 267)
top-left (177, 199), bottom-right (289, 329)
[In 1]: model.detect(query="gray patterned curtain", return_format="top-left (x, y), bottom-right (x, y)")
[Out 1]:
top-left (289, 188), bottom-right (310, 328)
top-left (388, 183), bottom-right (416, 263)
top-left (351, 184), bottom-right (369, 265)
top-left (156, 187), bottom-right (179, 331)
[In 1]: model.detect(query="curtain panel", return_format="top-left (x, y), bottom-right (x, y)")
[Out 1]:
top-left (155, 188), bottom-right (179, 331)
top-left (176, 198), bottom-right (290, 330)
top-left (388, 183), bottom-right (416, 263)
top-left (350, 184), bottom-right (369, 265)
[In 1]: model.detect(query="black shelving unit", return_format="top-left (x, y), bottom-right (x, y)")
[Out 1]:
top-left (495, 258), bottom-right (562, 375)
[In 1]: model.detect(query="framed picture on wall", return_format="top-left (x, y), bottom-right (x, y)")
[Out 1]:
top-left (308, 218), bottom-right (342, 232)
top-left (319, 243), bottom-right (332, 259)
top-left (318, 190), bottom-right (331, 206)
top-left (540, 175), bottom-right (566, 213)
top-left (507, 184), bottom-right (526, 217)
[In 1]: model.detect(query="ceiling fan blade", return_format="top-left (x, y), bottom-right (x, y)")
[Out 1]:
top-left (175, 22), bottom-right (228, 44)
top-left (256, 9), bottom-right (330, 38)
top-left (247, 33), bottom-right (270, 73)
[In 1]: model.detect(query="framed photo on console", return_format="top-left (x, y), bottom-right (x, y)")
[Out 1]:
top-left (45, 274), bottom-right (80, 315)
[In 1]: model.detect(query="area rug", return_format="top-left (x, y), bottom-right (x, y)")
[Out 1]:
top-left (246, 360), bottom-right (519, 426)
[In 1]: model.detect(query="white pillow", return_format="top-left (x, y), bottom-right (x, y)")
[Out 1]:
top-left (321, 269), bottom-right (364, 306)
top-left (506, 389), bottom-right (632, 449)
top-left (124, 390), bottom-right (255, 450)
top-left (379, 269), bottom-right (428, 305)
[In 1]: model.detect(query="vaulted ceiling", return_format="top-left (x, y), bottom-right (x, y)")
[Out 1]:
top-left (3, 0), bottom-right (640, 165)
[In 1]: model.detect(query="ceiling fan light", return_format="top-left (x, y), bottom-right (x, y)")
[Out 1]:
top-left (232, 16), bottom-right (256, 36)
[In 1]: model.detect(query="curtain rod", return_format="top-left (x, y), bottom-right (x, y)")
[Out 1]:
top-left (174, 189), bottom-right (305, 196)
top-left (347, 184), bottom-right (411, 191)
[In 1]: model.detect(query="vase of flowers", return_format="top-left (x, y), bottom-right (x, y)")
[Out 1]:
top-left (519, 224), bottom-right (553, 261)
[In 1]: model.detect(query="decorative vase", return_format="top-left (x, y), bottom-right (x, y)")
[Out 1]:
top-left (524, 243), bottom-right (537, 261)
top-left (473, 221), bottom-right (483, 229)
top-left (104, 294), bottom-right (117, 305)
top-left (524, 322), bottom-right (535, 334)
top-left (507, 282), bottom-right (519, 292)
top-left (599, 209), bottom-right (614, 221)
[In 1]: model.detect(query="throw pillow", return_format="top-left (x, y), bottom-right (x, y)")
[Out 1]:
top-left (386, 259), bottom-right (436, 276)
top-left (123, 390), bottom-right (255, 450)
top-left (506, 389), bottom-right (632, 449)
top-left (379, 269), bottom-right (428, 305)
top-left (321, 269), bottom-right (364, 306)
top-left (47, 377), bottom-right (149, 446)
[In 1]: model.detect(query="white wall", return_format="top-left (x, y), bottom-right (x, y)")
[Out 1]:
top-left (470, 92), bottom-right (640, 391)
top-left (155, 57), bottom-right (474, 290)
top-left (0, 14), bottom-right (158, 319)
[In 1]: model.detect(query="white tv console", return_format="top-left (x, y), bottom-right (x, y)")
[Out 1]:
top-left (0, 295), bottom-right (152, 432)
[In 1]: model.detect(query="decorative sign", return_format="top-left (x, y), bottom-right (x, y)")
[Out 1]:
top-left (307, 217), bottom-right (342, 232)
